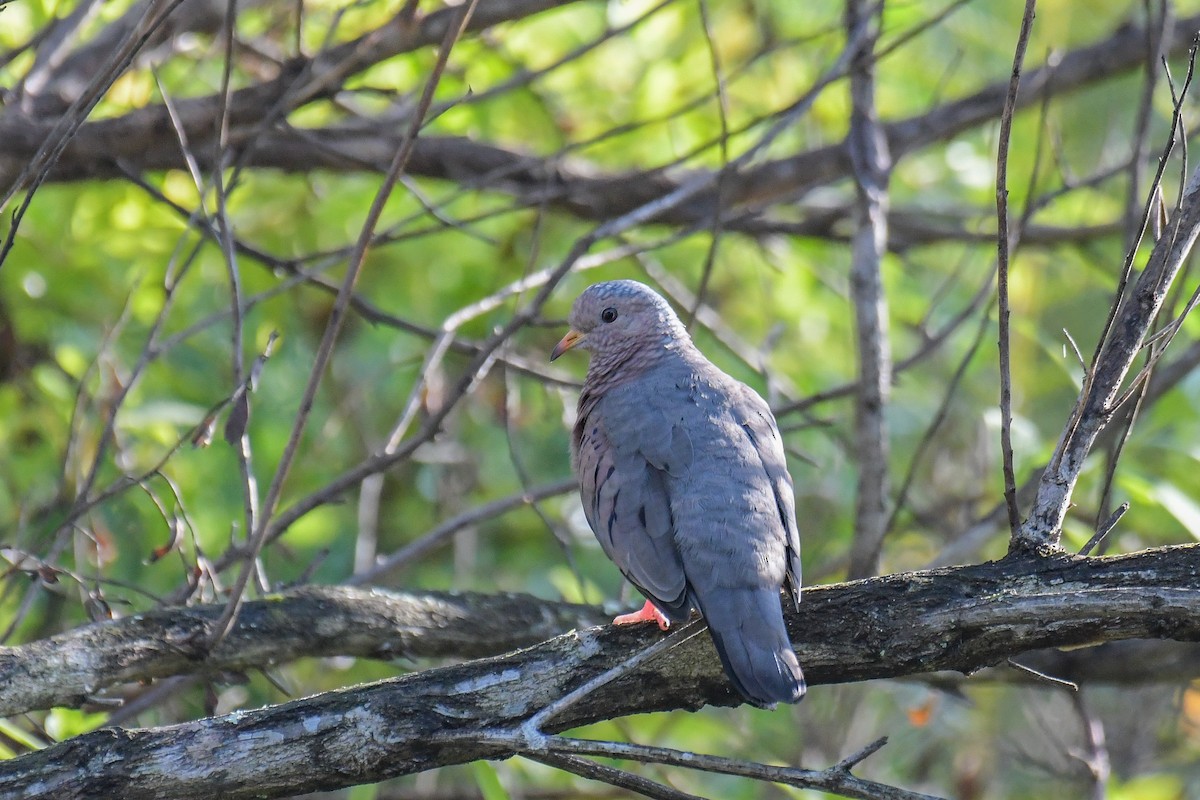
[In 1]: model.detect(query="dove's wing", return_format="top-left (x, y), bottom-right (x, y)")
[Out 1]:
top-left (731, 384), bottom-right (802, 608)
top-left (574, 388), bottom-right (690, 620)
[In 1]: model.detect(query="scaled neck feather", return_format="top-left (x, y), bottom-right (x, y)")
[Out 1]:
top-left (584, 330), bottom-right (692, 394)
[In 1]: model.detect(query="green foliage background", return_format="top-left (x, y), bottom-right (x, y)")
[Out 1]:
top-left (2, 0), bottom-right (1199, 797)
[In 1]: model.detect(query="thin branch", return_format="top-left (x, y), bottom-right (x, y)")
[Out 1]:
top-left (685, 0), bottom-right (731, 331)
top-left (995, 0), bottom-right (1037, 541)
top-left (1005, 658), bottom-right (1079, 691)
top-left (212, 0), bottom-right (263, 569)
top-left (1017, 40), bottom-right (1200, 552)
top-left (211, 1), bottom-right (482, 643)
top-left (1069, 693), bottom-right (1110, 800)
top-left (524, 621), bottom-right (708, 741)
top-left (1124, 1), bottom-right (1173, 247)
top-left (540, 736), bottom-right (943, 800)
top-left (348, 478), bottom-right (577, 585)
top-left (886, 296), bottom-right (992, 536)
top-left (527, 752), bottom-right (705, 800)
top-left (1079, 502), bottom-right (1129, 557)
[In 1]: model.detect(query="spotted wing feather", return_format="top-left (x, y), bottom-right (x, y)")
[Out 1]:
top-left (574, 392), bottom-right (689, 619)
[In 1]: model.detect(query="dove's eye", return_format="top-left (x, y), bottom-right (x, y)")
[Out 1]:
top-left (601, 307), bottom-right (618, 323)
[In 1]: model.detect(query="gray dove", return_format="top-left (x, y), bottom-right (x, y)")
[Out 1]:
top-left (551, 279), bottom-right (805, 707)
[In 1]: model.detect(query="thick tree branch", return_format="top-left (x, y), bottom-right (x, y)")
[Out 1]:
top-left (5, 546), bottom-right (1200, 798)
top-left (0, 585), bottom-right (609, 718)
top-left (0, 10), bottom-right (1192, 239)
top-left (0, 0), bottom-right (587, 197)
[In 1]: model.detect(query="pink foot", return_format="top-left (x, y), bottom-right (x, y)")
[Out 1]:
top-left (613, 599), bottom-right (670, 631)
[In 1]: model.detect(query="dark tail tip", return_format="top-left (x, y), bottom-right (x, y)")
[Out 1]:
top-left (701, 592), bottom-right (807, 707)
top-left (725, 646), bottom-right (806, 708)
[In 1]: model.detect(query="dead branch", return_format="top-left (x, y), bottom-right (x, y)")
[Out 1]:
top-left (4, 546), bottom-right (1200, 798)
top-left (1019, 159), bottom-right (1200, 550)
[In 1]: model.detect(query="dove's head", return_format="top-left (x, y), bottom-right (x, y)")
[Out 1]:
top-left (551, 280), bottom-right (690, 367)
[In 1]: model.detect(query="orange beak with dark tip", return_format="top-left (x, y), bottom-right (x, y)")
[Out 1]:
top-left (551, 329), bottom-right (585, 361)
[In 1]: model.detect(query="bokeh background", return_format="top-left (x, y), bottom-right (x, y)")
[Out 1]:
top-left (2, 1), bottom-right (1199, 797)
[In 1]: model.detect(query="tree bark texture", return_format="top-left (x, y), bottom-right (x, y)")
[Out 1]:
top-left (0, 586), bottom-right (610, 718)
top-left (4, 546), bottom-right (1200, 799)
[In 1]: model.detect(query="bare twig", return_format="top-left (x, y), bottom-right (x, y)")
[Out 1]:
top-left (523, 620), bottom-right (707, 742)
top-left (685, 0), bottom-right (731, 330)
top-left (211, 0), bottom-right (483, 644)
top-left (527, 751), bottom-right (704, 800)
top-left (540, 736), bottom-right (944, 800)
top-left (212, 0), bottom-right (263, 567)
top-left (1079, 502), bottom-right (1129, 557)
top-left (1006, 658), bottom-right (1079, 691)
top-left (886, 298), bottom-right (993, 536)
top-left (1069, 693), bottom-right (1110, 800)
top-left (348, 478), bottom-right (577, 585)
top-left (995, 0), bottom-right (1038, 541)
top-left (1017, 40), bottom-right (1200, 552)
top-left (1124, 1), bottom-right (1173, 247)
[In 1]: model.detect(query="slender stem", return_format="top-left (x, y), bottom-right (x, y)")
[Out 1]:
top-left (210, 1), bottom-right (482, 644)
top-left (996, 0), bottom-right (1038, 542)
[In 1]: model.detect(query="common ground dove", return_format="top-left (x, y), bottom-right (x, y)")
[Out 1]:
top-left (552, 279), bottom-right (805, 706)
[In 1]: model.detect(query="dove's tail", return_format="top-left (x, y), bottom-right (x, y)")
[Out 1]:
top-left (698, 587), bottom-right (806, 707)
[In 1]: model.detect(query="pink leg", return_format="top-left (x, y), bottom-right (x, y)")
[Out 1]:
top-left (613, 599), bottom-right (670, 631)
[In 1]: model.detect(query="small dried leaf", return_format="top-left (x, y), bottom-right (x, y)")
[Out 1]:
top-left (86, 593), bottom-right (113, 621)
top-left (1153, 184), bottom-right (1168, 241)
top-left (224, 390), bottom-right (250, 445)
top-left (192, 415), bottom-right (217, 448)
top-left (36, 565), bottom-right (61, 584)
